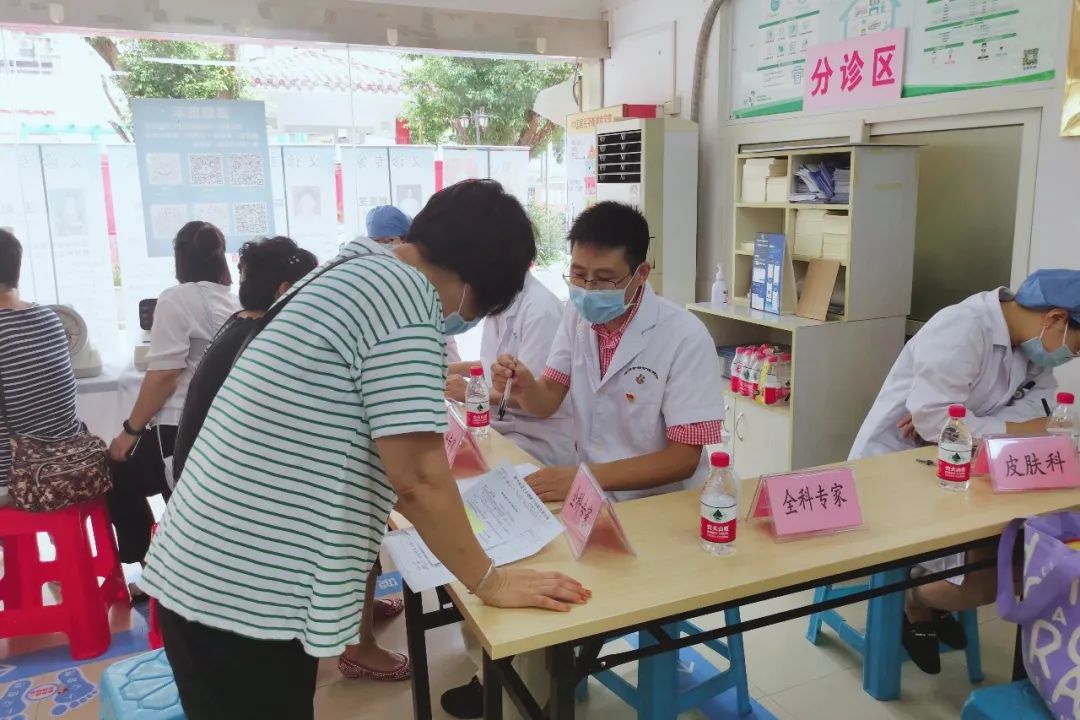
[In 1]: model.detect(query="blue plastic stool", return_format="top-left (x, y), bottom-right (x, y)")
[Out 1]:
top-left (961, 681), bottom-right (1053, 719)
top-left (806, 569), bottom-right (983, 700)
top-left (100, 649), bottom-right (185, 720)
top-left (581, 610), bottom-right (751, 720)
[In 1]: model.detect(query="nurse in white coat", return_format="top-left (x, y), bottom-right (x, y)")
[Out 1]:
top-left (849, 268), bottom-right (1080, 676)
top-left (446, 273), bottom-right (576, 467)
top-left (491, 202), bottom-right (726, 503)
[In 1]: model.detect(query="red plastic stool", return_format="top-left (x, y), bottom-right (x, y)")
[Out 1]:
top-left (0, 497), bottom-right (130, 660)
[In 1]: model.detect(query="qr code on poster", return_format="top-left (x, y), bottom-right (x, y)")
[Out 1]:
top-left (192, 203), bottom-right (230, 232)
top-left (233, 203), bottom-right (269, 235)
top-left (145, 153), bottom-right (182, 186)
top-left (228, 153), bottom-right (266, 187)
top-left (149, 204), bottom-right (191, 239)
top-left (1023, 48), bottom-right (1039, 71)
top-left (189, 154), bottom-right (225, 186)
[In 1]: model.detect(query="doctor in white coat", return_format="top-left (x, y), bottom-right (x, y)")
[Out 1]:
top-left (849, 268), bottom-right (1080, 676)
top-left (492, 201), bottom-right (726, 503)
top-left (446, 273), bottom-right (576, 467)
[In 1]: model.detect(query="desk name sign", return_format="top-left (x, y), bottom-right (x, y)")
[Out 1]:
top-left (749, 467), bottom-right (863, 539)
top-left (980, 435), bottom-right (1080, 493)
top-left (560, 464), bottom-right (635, 559)
top-left (444, 403), bottom-right (486, 471)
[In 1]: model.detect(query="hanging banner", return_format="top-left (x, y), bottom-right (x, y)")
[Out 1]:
top-left (132, 99), bottom-right (275, 256)
top-left (732, 0), bottom-right (1058, 119)
top-left (283, 146), bottom-right (338, 262)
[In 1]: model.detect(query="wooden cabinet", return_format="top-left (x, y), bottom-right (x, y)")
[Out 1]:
top-left (729, 394), bottom-right (791, 481)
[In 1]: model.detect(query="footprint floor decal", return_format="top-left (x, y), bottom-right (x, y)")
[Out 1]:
top-left (50, 669), bottom-right (97, 716)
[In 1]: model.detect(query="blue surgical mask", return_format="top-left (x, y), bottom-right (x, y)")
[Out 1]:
top-left (444, 286), bottom-right (479, 336)
top-left (568, 271), bottom-right (641, 325)
top-left (1021, 325), bottom-right (1076, 368)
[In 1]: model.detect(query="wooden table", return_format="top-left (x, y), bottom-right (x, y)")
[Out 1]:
top-left (419, 446), bottom-right (1080, 720)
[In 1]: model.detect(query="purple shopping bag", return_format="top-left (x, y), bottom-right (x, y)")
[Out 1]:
top-left (998, 513), bottom-right (1080, 717)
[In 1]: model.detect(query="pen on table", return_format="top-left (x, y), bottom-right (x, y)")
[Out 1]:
top-left (497, 358), bottom-right (515, 421)
top-left (915, 458), bottom-right (935, 467)
top-left (1043, 398), bottom-right (1052, 417)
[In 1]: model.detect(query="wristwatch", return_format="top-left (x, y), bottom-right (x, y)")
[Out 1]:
top-left (122, 419), bottom-right (145, 437)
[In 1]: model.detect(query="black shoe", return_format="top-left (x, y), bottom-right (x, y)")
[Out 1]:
top-left (902, 616), bottom-right (941, 674)
top-left (441, 676), bottom-right (483, 719)
top-left (934, 612), bottom-right (968, 650)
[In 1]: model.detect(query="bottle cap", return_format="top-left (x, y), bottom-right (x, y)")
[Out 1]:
top-left (469, 366), bottom-right (484, 377)
top-left (710, 451), bottom-right (730, 468)
top-left (1058, 392), bottom-right (1076, 405)
top-left (757, 348), bottom-right (768, 357)
top-left (948, 405), bottom-right (967, 419)
top-left (768, 355), bottom-right (778, 362)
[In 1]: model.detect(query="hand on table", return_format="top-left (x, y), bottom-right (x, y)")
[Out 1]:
top-left (476, 567), bottom-right (591, 612)
top-left (897, 414), bottom-right (917, 440)
top-left (445, 374), bottom-right (468, 403)
top-left (525, 466), bottom-right (576, 502)
top-left (492, 354), bottom-right (535, 398)
top-left (108, 432), bottom-right (138, 462)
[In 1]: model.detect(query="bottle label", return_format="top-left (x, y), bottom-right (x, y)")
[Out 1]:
top-left (700, 502), bottom-right (737, 544)
top-left (937, 442), bottom-right (972, 482)
top-left (466, 401), bottom-right (489, 428)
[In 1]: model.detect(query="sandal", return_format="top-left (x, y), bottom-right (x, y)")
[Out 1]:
top-left (338, 651), bottom-right (411, 682)
top-left (374, 597), bottom-right (405, 622)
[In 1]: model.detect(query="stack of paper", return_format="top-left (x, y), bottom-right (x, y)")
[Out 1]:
top-left (832, 167), bottom-right (851, 204)
top-left (791, 160), bottom-right (852, 204)
top-left (742, 158), bottom-right (786, 203)
top-left (794, 209), bottom-right (827, 258)
top-left (383, 464), bottom-right (564, 592)
top-left (766, 176), bottom-right (788, 203)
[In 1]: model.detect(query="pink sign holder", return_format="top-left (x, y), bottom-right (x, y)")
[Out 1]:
top-left (985, 435), bottom-right (1080, 493)
top-left (748, 467), bottom-right (863, 540)
top-left (444, 403), bottom-right (488, 473)
top-left (559, 464), bottom-right (635, 560)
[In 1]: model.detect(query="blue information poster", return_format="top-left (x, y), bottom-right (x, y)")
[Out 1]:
top-left (132, 99), bottom-right (275, 256)
top-left (751, 232), bottom-right (786, 315)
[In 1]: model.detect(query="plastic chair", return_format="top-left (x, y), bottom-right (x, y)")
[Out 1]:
top-left (0, 498), bottom-right (129, 660)
top-left (806, 570), bottom-right (983, 700)
top-left (584, 611), bottom-right (751, 720)
top-left (101, 649), bottom-right (185, 720)
top-left (960, 681), bottom-right (1053, 719)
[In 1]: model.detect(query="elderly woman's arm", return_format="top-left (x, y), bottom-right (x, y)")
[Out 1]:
top-left (108, 369), bottom-right (183, 461)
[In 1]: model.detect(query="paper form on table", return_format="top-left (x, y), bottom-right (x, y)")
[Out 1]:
top-left (384, 463), bottom-right (564, 592)
top-left (458, 463), bottom-right (539, 496)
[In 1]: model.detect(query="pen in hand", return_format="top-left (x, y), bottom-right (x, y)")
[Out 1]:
top-left (497, 358), bottom-right (515, 421)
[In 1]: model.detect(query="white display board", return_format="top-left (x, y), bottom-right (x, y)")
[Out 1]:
top-left (283, 146), bottom-right (339, 262)
top-left (442, 147), bottom-right (490, 187)
top-left (731, 0), bottom-right (1059, 119)
top-left (340, 147), bottom-right (393, 245)
top-left (0, 145), bottom-right (53, 304)
top-left (389, 146), bottom-right (437, 218)
top-left (488, 148), bottom-right (531, 207)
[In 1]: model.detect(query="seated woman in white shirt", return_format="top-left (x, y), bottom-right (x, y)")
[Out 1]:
top-left (107, 221), bottom-right (240, 569)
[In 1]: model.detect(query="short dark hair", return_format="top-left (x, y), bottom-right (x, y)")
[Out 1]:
top-left (174, 221), bottom-right (231, 285)
top-left (0, 229), bottom-right (21, 289)
top-left (407, 180), bottom-right (535, 317)
top-left (568, 202), bottom-right (650, 270)
top-left (237, 236), bottom-right (318, 312)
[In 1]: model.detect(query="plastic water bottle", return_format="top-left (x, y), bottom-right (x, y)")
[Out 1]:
top-left (711, 264), bottom-right (729, 306)
top-left (1048, 392), bottom-right (1079, 454)
top-left (779, 352), bottom-right (792, 402)
top-left (747, 348), bottom-right (768, 399)
top-left (938, 405), bottom-right (973, 492)
top-left (701, 452), bottom-right (738, 556)
top-left (731, 347), bottom-right (746, 394)
top-left (759, 355), bottom-right (782, 405)
top-left (465, 366), bottom-right (490, 438)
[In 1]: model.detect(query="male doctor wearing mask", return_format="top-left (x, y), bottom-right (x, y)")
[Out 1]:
top-left (493, 201), bottom-right (726, 502)
top-left (849, 268), bottom-right (1080, 674)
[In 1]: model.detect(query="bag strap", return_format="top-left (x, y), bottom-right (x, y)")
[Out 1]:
top-left (998, 515), bottom-right (1080, 624)
top-left (230, 250), bottom-right (370, 369)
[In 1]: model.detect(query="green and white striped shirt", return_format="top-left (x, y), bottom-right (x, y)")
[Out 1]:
top-left (141, 240), bottom-right (448, 656)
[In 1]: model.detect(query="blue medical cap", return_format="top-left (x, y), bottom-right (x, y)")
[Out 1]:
top-left (1014, 269), bottom-right (1080, 324)
top-left (365, 205), bottom-right (412, 240)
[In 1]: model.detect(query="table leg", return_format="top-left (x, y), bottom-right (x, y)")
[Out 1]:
top-left (483, 651), bottom-right (504, 720)
top-left (547, 643), bottom-right (577, 720)
top-left (863, 568), bottom-right (906, 701)
top-left (404, 585), bottom-right (433, 720)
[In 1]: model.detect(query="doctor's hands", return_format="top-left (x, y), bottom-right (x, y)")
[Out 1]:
top-left (525, 466), bottom-right (577, 503)
top-left (897, 414), bottom-right (917, 440)
top-left (476, 566), bottom-right (591, 612)
top-left (492, 354), bottom-right (535, 398)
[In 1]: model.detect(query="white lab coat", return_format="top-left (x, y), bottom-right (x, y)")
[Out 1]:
top-left (546, 285), bottom-right (726, 502)
top-left (480, 275), bottom-right (577, 467)
top-left (446, 336), bottom-right (461, 365)
top-left (850, 288), bottom-right (1057, 460)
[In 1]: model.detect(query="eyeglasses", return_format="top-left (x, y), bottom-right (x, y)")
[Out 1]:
top-left (563, 270), bottom-right (635, 291)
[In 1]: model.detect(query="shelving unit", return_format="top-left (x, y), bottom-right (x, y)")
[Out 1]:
top-left (690, 144), bottom-right (919, 478)
top-left (730, 145), bottom-right (918, 322)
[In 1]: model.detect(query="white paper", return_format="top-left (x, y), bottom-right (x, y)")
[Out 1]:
top-left (457, 463), bottom-right (538, 496)
top-left (384, 463), bottom-right (563, 592)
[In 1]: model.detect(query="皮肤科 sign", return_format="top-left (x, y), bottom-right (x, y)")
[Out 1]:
top-left (803, 29), bottom-right (905, 114)
top-left (986, 435), bottom-right (1080, 493)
